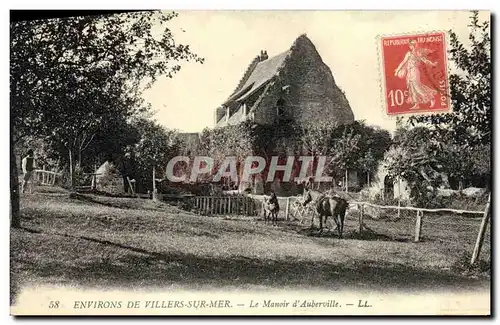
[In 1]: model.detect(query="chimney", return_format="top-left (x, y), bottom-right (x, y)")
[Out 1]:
top-left (259, 50), bottom-right (268, 61)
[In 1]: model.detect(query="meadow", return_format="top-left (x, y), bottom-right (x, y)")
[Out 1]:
top-left (10, 187), bottom-right (490, 304)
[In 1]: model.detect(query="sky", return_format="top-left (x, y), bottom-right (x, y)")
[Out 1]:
top-left (142, 10), bottom-right (489, 134)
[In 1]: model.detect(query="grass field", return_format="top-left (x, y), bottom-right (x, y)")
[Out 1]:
top-left (10, 187), bottom-right (490, 304)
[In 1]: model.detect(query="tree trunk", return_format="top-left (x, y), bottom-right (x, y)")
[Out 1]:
top-left (345, 169), bottom-right (349, 193)
top-left (78, 150), bottom-right (82, 168)
top-left (152, 166), bottom-right (157, 201)
top-left (367, 172), bottom-right (370, 188)
top-left (68, 148), bottom-right (75, 190)
top-left (10, 140), bottom-right (21, 228)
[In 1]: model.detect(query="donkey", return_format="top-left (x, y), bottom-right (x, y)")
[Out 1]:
top-left (263, 192), bottom-right (280, 226)
top-left (302, 188), bottom-right (348, 238)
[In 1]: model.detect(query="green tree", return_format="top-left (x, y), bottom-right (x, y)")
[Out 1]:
top-left (408, 11), bottom-right (490, 146)
top-left (329, 127), bottom-right (361, 191)
top-left (359, 149), bottom-right (377, 187)
top-left (407, 11), bottom-right (490, 189)
top-left (385, 127), bottom-right (445, 207)
top-left (10, 11), bottom-right (203, 227)
top-left (300, 120), bottom-right (339, 157)
top-left (132, 118), bottom-right (183, 192)
top-left (343, 121), bottom-right (392, 187)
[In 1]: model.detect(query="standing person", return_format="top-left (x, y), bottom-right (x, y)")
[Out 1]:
top-left (21, 149), bottom-right (35, 194)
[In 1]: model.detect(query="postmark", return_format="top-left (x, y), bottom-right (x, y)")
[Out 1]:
top-left (379, 31), bottom-right (451, 116)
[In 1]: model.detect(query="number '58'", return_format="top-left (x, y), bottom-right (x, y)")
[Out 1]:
top-left (49, 301), bottom-right (60, 308)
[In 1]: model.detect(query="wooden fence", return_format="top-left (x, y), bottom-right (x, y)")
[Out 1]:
top-left (168, 191), bottom-right (491, 266)
top-left (34, 169), bottom-right (61, 186)
top-left (191, 195), bottom-right (261, 216)
top-left (351, 197), bottom-right (491, 266)
top-left (186, 194), bottom-right (330, 222)
top-left (351, 200), bottom-right (485, 241)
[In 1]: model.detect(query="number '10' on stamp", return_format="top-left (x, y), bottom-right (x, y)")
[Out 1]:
top-left (380, 31), bottom-right (452, 116)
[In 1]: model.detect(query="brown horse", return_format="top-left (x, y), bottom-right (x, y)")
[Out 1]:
top-left (302, 188), bottom-right (348, 238)
top-left (263, 192), bottom-right (280, 226)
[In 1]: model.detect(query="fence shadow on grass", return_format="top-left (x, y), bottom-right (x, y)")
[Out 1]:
top-left (16, 238), bottom-right (489, 294)
top-left (11, 226), bottom-right (490, 305)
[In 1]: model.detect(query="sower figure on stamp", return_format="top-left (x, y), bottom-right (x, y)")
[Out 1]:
top-left (394, 39), bottom-right (438, 110)
top-left (21, 149), bottom-right (35, 194)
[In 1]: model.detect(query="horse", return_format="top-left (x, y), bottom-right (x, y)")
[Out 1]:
top-left (263, 192), bottom-right (280, 226)
top-left (302, 188), bottom-right (348, 238)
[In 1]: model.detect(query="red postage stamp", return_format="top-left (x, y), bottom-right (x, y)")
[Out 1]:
top-left (380, 31), bottom-right (451, 116)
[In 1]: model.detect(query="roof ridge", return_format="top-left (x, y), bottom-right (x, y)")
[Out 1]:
top-left (249, 50), bottom-right (294, 112)
top-left (222, 34), bottom-right (306, 107)
top-left (229, 55), bottom-right (261, 98)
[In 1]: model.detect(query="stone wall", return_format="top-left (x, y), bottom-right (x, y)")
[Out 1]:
top-left (253, 35), bottom-right (354, 127)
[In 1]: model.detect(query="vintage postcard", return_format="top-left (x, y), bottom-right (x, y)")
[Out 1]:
top-left (9, 10), bottom-right (491, 316)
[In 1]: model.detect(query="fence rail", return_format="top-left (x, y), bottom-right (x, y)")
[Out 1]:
top-left (350, 201), bottom-right (484, 215)
top-left (191, 195), bottom-right (260, 216)
top-left (34, 169), bottom-right (62, 186)
top-left (351, 200), bottom-right (486, 243)
top-left (168, 192), bottom-right (491, 266)
top-left (352, 197), bottom-right (491, 266)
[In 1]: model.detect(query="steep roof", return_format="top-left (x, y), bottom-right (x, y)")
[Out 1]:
top-left (224, 50), bottom-right (290, 105)
top-left (218, 34), bottom-right (354, 128)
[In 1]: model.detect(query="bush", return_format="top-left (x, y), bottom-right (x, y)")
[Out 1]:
top-left (435, 192), bottom-right (489, 212)
top-left (364, 193), bottom-right (413, 220)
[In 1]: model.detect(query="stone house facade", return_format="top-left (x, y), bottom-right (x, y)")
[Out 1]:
top-left (176, 35), bottom-right (355, 195)
top-left (214, 35), bottom-right (355, 195)
top-left (215, 34), bottom-right (354, 129)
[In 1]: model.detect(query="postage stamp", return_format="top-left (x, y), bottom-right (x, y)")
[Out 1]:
top-left (380, 31), bottom-right (451, 116)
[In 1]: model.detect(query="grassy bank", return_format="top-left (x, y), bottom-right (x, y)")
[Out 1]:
top-left (11, 188), bottom-right (490, 303)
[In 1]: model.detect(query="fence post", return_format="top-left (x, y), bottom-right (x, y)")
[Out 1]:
top-left (152, 167), bottom-right (157, 201)
top-left (228, 196), bottom-right (232, 215)
top-left (471, 193), bottom-right (491, 265)
top-left (260, 199), bottom-right (264, 218)
top-left (414, 210), bottom-right (423, 242)
top-left (285, 198), bottom-right (290, 221)
top-left (358, 204), bottom-right (364, 234)
top-left (397, 176), bottom-right (401, 220)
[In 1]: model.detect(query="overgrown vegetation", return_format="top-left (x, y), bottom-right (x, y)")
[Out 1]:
top-left (384, 11), bottom-right (491, 208)
top-left (195, 119), bottom-right (391, 188)
top-left (10, 11), bottom-right (204, 227)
